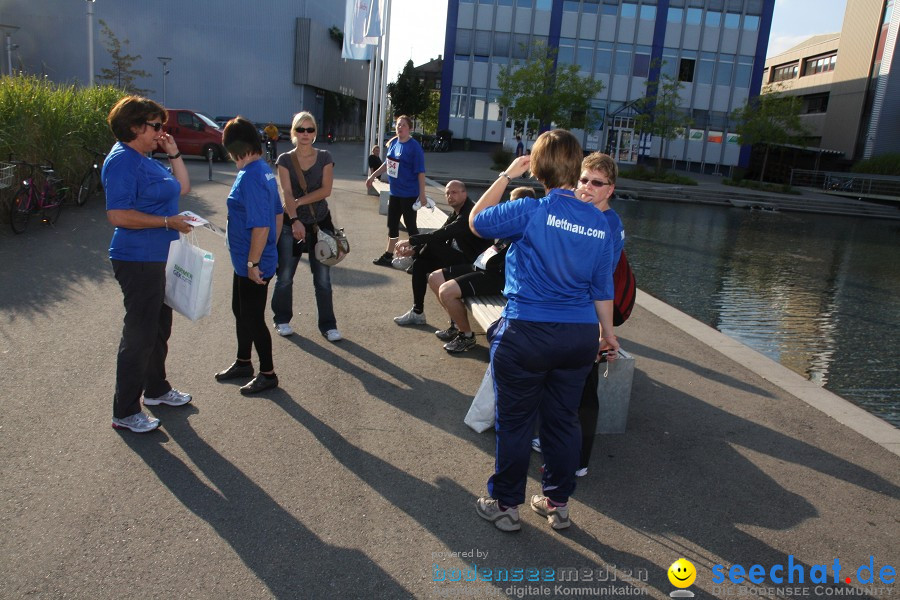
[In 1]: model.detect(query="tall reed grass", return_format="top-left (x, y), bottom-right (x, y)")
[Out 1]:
top-left (0, 74), bottom-right (121, 196)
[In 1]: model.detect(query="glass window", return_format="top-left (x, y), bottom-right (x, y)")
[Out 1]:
top-left (577, 41), bottom-right (594, 73)
top-left (686, 8), bottom-right (702, 24)
top-left (621, 2), bottom-right (638, 18)
top-left (487, 89), bottom-right (503, 120)
top-left (563, 0), bottom-right (580, 11)
top-left (743, 14), bottom-right (759, 30)
top-left (498, 0), bottom-right (513, 5)
top-left (640, 5), bottom-right (656, 19)
top-left (633, 53), bottom-right (651, 77)
top-left (602, 4), bottom-right (618, 16)
top-left (493, 32), bottom-right (510, 57)
top-left (450, 86), bottom-right (468, 118)
top-left (460, 0), bottom-right (475, 3)
top-left (583, 0), bottom-right (600, 14)
top-left (614, 47), bottom-right (633, 75)
top-left (474, 30), bottom-right (491, 56)
top-left (469, 87), bottom-right (486, 118)
top-left (771, 63), bottom-right (798, 82)
top-left (535, 0), bottom-right (552, 8)
top-left (705, 11), bottom-right (721, 26)
top-left (595, 42), bottom-right (613, 74)
top-left (696, 55), bottom-right (714, 84)
top-left (668, 7), bottom-right (684, 22)
top-left (558, 38), bottom-right (576, 65)
top-left (516, 0), bottom-right (532, 7)
top-left (679, 58), bottom-right (695, 82)
top-left (716, 56), bottom-right (733, 86)
top-left (734, 63), bottom-right (752, 88)
top-left (456, 29), bottom-right (473, 55)
top-left (724, 12), bottom-right (740, 28)
top-left (512, 34), bottom-right (529, 59)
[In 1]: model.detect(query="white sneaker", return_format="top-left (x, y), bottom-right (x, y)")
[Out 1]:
top-left (393, 308), bottom-right (426, 326)
top-left (575, 467), bottom-right (588, 477)
top-left (324, 329), bottom-right (343, 342)
top-left (391, 256), bottom-right (413, 271)
top-left (531, 437), bottom-right (542, 453)
top-left (111, 411), bottom-right (160, 433)
top-left (143, 389), bottom-right (192, 406)
top-left (274, 323), bottom-right (294, 337)
top-left (411, 197), bottom-right (435, 211)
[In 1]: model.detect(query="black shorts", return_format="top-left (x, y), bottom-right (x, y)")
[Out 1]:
top-left (442, 264), bottom-right (505, 298)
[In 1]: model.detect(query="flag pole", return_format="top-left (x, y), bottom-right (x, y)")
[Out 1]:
top-left (376, 0), bottom-right (393, 154)
top-left (363, 54), bottom-right (376, 175)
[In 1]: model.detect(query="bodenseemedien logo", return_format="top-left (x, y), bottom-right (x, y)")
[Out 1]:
top-left (668, 558), bottom-right (697, 598)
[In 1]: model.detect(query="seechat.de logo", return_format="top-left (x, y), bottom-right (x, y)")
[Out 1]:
top-left (711, 555), bottom-right (896, 586)
top-left (668, 558), bottom-right (697, 598)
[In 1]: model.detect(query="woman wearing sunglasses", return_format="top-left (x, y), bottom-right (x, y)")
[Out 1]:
top-left (103, 95), bottom-right (194, 433)
top-left (468, 130), bottom-right (620, 532)
top-left (270, 111), bottom-right (342, 342)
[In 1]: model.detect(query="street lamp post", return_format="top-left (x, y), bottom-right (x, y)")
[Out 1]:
top-left (157, 57), bottom-right (172, 105)
top-left (86, 0), bottom-right (96, 86)
top-left (0, 24), bottom-right (19, 76)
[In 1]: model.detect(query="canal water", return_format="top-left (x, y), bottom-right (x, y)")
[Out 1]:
top-left (612, 198), bottom-right (899, 427)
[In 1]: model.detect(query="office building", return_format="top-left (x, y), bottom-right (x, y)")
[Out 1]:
top-left (439, 0), bottom-right (776, 173)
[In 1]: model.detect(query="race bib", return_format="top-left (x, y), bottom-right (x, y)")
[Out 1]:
top-left (386, 157), bottom-right (399, 178)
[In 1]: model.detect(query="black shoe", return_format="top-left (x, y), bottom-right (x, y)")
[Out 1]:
top-left (240, 374), bottom-right (279, 395)
top-left (435, 326), bottom-right (459, 341)
top-left (215, 361), bottom-right (254, 381)
top-left (373, 253), bottom-right (393, 267)
top-left (405, 263), bottom-right (414, 274)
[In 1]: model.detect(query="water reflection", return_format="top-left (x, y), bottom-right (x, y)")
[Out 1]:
top-left (613, 200), bottom-right (900, 427)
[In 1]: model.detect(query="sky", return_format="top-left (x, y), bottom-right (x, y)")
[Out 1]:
top-left (384, 0), bottom-right (849, 80)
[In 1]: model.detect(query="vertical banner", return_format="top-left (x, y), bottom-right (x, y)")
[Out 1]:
top-left (342, 0), bottom-right (372, 60)
top-left (365, 0), bottom-right (382, 44)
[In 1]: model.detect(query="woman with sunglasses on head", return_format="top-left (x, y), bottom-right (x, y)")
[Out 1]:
top-left (270, 111), bottom-right (342, 342)
top-left (103, 95), bottom-right (194, 434)
top-left (365, 115), bottom-right (427, 266)
top-left (468, 130), bottom-right (620, 532)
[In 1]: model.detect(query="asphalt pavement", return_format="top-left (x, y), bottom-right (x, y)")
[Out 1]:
top-left (0, 142), bottom-right (897, 600)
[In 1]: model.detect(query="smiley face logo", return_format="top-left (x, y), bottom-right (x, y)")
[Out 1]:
top-left (668, 558), bottom-right (697, 588)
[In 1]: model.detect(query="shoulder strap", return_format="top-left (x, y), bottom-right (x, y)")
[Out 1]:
top-left (289, 149), bottom-right (322, 223)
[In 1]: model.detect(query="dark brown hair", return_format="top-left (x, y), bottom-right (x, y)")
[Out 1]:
top-left (396, 114), bottom-right (413, 129)
top-left (107, 95), bottom-right (167, 142)
top-left (529, 129), bottom-right (583, 189)
top-left (510, 186), bottom-right (536, 200)
top-left (223, 116), bottom-right (262, 161)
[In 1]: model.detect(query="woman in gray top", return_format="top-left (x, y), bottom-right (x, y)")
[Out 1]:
top-left (270, 111), bottom-right (341, 342)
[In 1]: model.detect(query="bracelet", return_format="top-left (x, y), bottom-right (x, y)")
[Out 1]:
top-left (499, 172), bottom-right (512, 182)
top-left (289, 217), bottom-right (300, 225)
top-left (167, 152), bottom-right (182, 159)
top-left (164, 216), bottom-right (169, 230)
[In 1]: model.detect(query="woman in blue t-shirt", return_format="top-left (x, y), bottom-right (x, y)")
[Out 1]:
top-left (103, 96), bottom-right (194, 434)
top-left (365, 115), bottom-right (427, 266)
top-left (468, 129), bottom-right (621, 533)
top-left (213, 117), bottom-right (282, 395)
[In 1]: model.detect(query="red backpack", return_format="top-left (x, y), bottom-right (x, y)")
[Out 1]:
top-left (613, 250), bottom-right (636, 326)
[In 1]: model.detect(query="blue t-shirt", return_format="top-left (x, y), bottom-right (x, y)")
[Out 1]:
top-left (103, 141), bottom-right (180, 262)
top-left (385, 137), bottom-right (425, 197)
top-left (226, 159), bottom-right (281, 278)
top-left (472, 189), bottom-right (615, 323)
top-left (604, 207), bottom-right (624, 271)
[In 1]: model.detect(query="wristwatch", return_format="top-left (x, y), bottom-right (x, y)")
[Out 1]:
top-left (289, 216), bottom-right (300, 224)
top-left (499, 172), bottom-right (512, 182)
top-left (247, 261), bottom-right (260, 268)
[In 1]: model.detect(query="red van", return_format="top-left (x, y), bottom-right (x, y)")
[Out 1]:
top-left (162, 109), bottom-right (227, 161)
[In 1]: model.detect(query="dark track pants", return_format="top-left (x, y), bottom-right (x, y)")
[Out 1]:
top-left (486, 318), bottom-right (599, 506)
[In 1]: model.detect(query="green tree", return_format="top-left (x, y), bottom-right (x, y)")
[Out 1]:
top-left (497, 41), bottom-right (604, 131)
top-left (323, 90), bottom-right (357, 133)
top-left (420, 90), bottom-right (440, 134)
top-left (387, 60), bottom-right (430, 121)
top-left (96, 19), bottom-right (152, 94)
top-left (731, 89), bottom-right (808, 182)
top-left (634, 63), bottom-right (690, 174)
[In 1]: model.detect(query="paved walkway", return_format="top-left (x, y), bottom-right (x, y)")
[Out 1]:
top-left (0, 143), bottom-right (897, 599)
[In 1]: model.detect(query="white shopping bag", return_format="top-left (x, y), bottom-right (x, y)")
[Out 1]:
top-left (164, 232), bottom-right (214, 321)
top-left (464, 364), bottom-right (496, 433)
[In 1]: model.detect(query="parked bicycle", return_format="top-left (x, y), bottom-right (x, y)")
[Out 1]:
top-left (6, 159), bottom-right (68, 234)
top-left (76, 147), bottom-right (106, 206)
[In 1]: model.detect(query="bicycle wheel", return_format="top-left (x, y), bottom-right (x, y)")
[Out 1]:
top-left (76, 169), bottom-right (99, 206)
top-left (42, 193), bottom-right (63, 225)
top-left (10, 188), bottom-right (32, 234)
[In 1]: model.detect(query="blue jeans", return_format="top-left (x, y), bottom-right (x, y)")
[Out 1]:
top-left (271, 222), bottom-right (337, 333)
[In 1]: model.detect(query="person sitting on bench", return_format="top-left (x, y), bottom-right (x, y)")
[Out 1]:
top-left (427, 186), bottom-right (536, 353)
top-left (393, 180), bottom-right (492, 326)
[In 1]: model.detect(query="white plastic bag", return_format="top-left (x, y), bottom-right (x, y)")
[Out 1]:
top-left (164, 232), bottom-right (214, 321)
top-left (464, 364), bottom-right (496, 433)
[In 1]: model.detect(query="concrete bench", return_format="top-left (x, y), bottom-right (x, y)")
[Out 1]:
top-left (463, 294), bottom-right (635, 434)
top-left (372, 180), bottom-right (447, 231)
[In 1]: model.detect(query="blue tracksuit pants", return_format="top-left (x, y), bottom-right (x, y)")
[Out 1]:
top-left (487, 318), bottom-right (599, 506)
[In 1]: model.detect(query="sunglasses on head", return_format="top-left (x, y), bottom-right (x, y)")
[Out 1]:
top-left (578, 177), bottom-right (611, 188)
top-left (294, 126), bottom-right (316, 134)
top-left (145, 121), bottom-right (164, 132)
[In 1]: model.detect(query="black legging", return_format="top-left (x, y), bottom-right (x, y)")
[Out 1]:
top-left (232, 272), bottom-right (274, 373)
top-left (411, 243), bottom-right (466, 312)
top-left (387, 195), bottom-right (419, 238)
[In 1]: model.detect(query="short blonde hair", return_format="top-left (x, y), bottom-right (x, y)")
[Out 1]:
top-left (581, 152), bottom-right (618, 185)
top-left (529, 129), bottom-right (583, 189)
top-left (290, 111), bottom-right (317, 145)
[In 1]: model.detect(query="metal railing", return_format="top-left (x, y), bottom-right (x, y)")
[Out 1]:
top-left (790, 169), bottom-right (900, 200)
